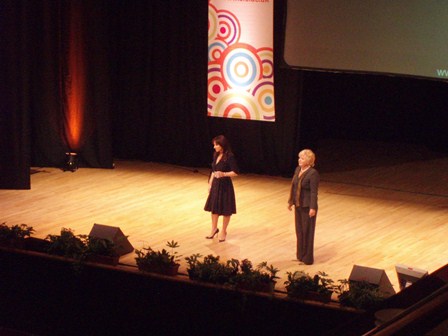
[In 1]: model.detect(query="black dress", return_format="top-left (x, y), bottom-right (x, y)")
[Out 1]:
top-left (204, 153), bottom-right (239, 216)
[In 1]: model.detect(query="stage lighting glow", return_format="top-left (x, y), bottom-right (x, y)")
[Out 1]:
top-left (64, 1), bottom-right (86, 152)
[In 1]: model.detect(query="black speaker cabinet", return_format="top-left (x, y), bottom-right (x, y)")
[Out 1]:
top-left (89, 223), bottom-right (134, 256)
top-left (349, 264), bottom-right (396, 297)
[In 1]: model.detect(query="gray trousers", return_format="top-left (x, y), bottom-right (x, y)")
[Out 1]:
top-left (295, 206), bottom-right (316, 265)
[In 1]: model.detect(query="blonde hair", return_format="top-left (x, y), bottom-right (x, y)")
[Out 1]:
top-left (299, 149), bottom-right (316, 167)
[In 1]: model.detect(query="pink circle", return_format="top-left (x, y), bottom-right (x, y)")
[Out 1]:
top-left (212, 85), bottom-right (221, 94)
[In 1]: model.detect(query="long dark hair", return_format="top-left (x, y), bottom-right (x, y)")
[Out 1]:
top-left (212, 135), bottom-right (233, 161)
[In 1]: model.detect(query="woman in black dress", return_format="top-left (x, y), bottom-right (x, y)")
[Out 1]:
top-left (204, 135), bottom-right (239, 242)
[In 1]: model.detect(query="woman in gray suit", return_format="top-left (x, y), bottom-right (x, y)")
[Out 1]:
top-left (288, 149), bottom-right (319, 265)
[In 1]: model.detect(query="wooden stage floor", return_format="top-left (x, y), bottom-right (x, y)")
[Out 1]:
top-left (2, 140), bottom-right (447, 292)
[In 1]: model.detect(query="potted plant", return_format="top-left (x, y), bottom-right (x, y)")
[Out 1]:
top-left (231, 259), bottom-right (279, 293)
top-left (135, 240), bottom-right (181, 276)
top-left (184, 253), bottom-right (203, 280)
top-left (284, 271), bottom-right (335, 303)
top-left (24, 235), bottom-right (52, 253)
top-left (82, 235), bottom-right (120, 266)
top-left (335, 279), bottom-right (385, 310)
top-left (45, 228), bottom-right (121, 266)
top-left (185, 254), bottom-right (239, 285)
top-left (46, 228), bottom-right (85, 259)
top-left (0, 222), bottom-right (35, 249)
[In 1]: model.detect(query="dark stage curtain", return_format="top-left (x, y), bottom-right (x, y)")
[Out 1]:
top-left (28, 0), bottom-right (113, 169)
top-left (2, 0), bottom-right (447, 190)
top-left (1, 0), bottom-right (113, 189)
top-left (108, 0), bottom-right (302, 175)
top-left (1, 1), bottom-right (31, 189)
top-left (2, 0), bottom-right (300, 190)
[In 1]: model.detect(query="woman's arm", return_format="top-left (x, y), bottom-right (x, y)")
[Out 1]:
top-left (309, 169), bottom-right (319, 217)
top-left (215, 171), bottom-right (237, 178)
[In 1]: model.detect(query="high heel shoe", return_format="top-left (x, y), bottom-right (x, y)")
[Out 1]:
top-left (206, 228), bottom-right (219, 239)
top-left (219, 234), bottom-right (226, 243)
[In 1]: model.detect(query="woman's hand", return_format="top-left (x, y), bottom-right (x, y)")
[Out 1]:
top-left (208, 175), bottom-right (214, 192)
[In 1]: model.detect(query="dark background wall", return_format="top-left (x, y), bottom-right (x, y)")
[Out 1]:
top-left (1, 0), bottom-right (447, 189)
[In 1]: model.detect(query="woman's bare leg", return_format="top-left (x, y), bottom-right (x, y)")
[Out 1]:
top-left (220, 215), bottom-right (231, 241)
top-left (208, 214), bottom-right (220, 237)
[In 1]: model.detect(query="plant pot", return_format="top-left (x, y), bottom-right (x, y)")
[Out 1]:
top-left (0, 238), bottom-right (26, 249)
top-left (85, 254), bottom-right (120, 266)
top-left (288, 291), bottom-right (333, 303)
top-left (138, 263), bottom-right (180, 276)
top-left (187, 269), bottom-right (199, 280)
top-left (24, 237), bottom-right (52, 253)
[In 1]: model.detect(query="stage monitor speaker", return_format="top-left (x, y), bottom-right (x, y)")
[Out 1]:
top-left (89, 223), bottom-right (134, 256)
top-left (395, 264), bottom-right (428, 291)
top-left (349, 264), bottom-right (396, 297)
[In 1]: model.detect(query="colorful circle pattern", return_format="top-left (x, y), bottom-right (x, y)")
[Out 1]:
top-left (221, 43), bottom-right (262, 90)
top-left (207, 2), bottom-right (275, 122)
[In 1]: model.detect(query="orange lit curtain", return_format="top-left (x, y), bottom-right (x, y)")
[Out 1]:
top-left (62, 1), bottom-right (86, 153)
top-left (208, 0), bottom-right (275, 122)
top-left (3, 1), bottom-right (304, 181)
top-left (42, 0), bottom-right (111, 169)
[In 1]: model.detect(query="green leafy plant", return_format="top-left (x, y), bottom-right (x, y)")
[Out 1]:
top-left (82, 235), bottom-right (118, 257)
top-left (185, 253), bottom-right (202, 278)
top-left (45, 229), bottom-right (120, 266)
top-left (231, 259), bottom-right (280, 293)
top-left (46, 228), bottom-right (85, 259)
top-left (335, 279), bottom-right (385, 310)
top-left (135, 240), bottom-right (181, 276)
top-left (185, 254), bottom-right (239, 284)
top-left (0, 222), bottom-right (35, 248)
top-left (80, 235), bottom-right (120, 265)
top-left (284, 271), bottom-right (335, 302)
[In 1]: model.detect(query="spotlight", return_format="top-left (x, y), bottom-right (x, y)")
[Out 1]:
top-left (64, 152), bottom-right (78, 172)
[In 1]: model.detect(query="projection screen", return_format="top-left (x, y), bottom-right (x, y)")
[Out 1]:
top-left (284, 0), bottom-right (448, 81)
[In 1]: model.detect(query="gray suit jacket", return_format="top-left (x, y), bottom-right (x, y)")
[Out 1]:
top-left (288, 167), bottom-right (319, 209)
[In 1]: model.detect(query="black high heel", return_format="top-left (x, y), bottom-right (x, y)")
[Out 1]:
top-left (206, 228), bottom-right (219, 239)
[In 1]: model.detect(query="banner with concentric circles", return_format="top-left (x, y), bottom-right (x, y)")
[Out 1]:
top-left (208, 0), bottom-right (275, 122)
